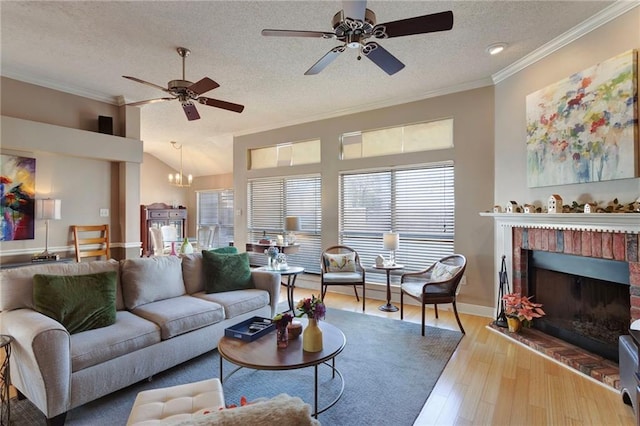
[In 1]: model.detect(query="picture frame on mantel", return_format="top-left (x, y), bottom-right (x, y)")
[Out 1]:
top-left (525, 49), bottom-right (638, 187)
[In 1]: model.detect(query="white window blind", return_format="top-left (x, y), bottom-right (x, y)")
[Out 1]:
top-left (247, 174), bottom-right (322, 273)
top-left (339, 162), bottom-right (455, 284)
top-left (196, 190), bottom-right (234, 247)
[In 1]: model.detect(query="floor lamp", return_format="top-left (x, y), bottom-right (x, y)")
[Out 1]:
top-left (34, 199), bottom-right (62, 260)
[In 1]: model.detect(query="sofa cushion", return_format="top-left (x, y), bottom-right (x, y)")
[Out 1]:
top-left (181, 247), bottom-right (239, 295)
top-left (71, 311), bottom-right (161, 372)
top-left (193, 289), bottom-right (270, 319)
top-left (323, 252), bottom-right (356, 272)
top-left (121, 256), bottom-right (186, 310)
top-left (202, 251), bottom-right (253, 294)
top-left (33, 271), bottom-right (117, 334)
top-left (131, 295), bottom-right (224, 340)
top-left (0, 259), bottom-right (123, 312)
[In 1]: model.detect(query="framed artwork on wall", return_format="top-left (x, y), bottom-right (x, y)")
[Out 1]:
top-left (1, 153), bottom-right (36, 241)
top-left (526, 49), bottom-right (638, 187)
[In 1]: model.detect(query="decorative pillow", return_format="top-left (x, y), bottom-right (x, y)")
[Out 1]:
top-left (430, 261), bottom-right (462, 282)
top-left (33, 271), bottom-right (117, 334)
top-left (205, 246), bottom-right (238, 255)
top-left (324, 252), bottom-right (356, 272)
top-left (202, 251), bottom-right (254, 293)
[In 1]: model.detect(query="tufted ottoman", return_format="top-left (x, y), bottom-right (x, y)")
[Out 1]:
top-left (126, 378), bottom-right (225, 425)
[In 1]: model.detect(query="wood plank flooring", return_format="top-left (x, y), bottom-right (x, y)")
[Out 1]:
top-left (289, 288), bottom-right (636, 425)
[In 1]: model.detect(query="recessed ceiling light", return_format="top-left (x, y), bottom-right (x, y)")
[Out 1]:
top-left (486, 43), bottom-right (507, 55)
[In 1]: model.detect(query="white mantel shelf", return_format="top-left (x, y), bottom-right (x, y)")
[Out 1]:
top-left (479, 212), bottom-right (640, 234)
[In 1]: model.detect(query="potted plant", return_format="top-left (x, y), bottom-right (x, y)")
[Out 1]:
top-left (502, 293), bottom-right (545, 332)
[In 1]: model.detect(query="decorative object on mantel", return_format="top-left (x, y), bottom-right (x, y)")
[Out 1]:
top-left (494, 255), bottom-right (511, 328)
top-left (547, 194), bottom-right (562, 213)
top-left (523, 204), bottom-right (537, 214)
top-left (493, 205), bottom-right (503, 213)
top-left (486, 196), bottom-right (640, 215)
top-left (526, 49), bottom-right (638, 187)
top-left (502, 293), bottom-right (545, 333)
top-left (505, 201), bottom-right (521, 213)
top-left (583, 202), bottom-right (598, 214)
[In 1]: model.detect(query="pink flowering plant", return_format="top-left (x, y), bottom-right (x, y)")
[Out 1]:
top-left (295, 295), bottom-right (326, 321)
top-left (502, 293), bottom-right (545, 327)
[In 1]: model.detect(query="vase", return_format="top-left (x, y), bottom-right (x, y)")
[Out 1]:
top-left (277, 326), bottom-right (288, 349)
top-left (303, 318), bottom-right (323, 352)
top-left (180, 237), bottom-right (193, 255)
top-left (507, 316), bottom-right (522, 333)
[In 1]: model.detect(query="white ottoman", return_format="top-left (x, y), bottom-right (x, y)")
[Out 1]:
top-left (126, 378), bottom-right (225, 425)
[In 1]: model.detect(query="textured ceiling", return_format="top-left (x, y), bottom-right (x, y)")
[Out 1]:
top-left (0, 1), bottom-right (623, 176)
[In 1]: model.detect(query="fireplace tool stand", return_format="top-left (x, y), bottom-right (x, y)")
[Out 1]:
top-left (494, 255), bottom-right (510, 328)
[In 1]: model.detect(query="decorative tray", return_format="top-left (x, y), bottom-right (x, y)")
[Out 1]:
top-left (224, 316), bottom-right (275, 342)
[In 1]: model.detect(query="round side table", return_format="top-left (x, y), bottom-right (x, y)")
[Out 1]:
top-left (0, 335), bottom-right (14, 426)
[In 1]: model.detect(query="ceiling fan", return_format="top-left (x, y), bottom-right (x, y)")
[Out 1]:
top-left (123, 47), bottom-right (244, 121)
top-left (262, 0), bottom-right (453, 76)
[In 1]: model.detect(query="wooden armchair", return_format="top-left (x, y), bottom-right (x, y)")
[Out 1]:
top-left (72, 224), bottom-right (111, 262)
top-left (320, 245), bottom-right (366, 311)
top-left (400, 254), bottom-right (467, 335)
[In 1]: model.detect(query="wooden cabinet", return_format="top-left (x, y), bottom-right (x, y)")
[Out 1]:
top-left (140, 203), bottom-right (187, 256)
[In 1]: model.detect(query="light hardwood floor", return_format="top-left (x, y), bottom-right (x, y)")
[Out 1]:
top-left (289, 288), bottom-right (636, 426)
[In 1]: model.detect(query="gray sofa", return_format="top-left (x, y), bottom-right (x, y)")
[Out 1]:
top-left (0, 253), bottom-right (280, 425)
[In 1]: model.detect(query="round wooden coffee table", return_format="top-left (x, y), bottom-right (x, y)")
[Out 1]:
top-left (218, 319), bottom-right (346, 418)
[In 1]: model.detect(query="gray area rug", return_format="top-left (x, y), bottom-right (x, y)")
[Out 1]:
top-left (10, 307), bottom-right (462, 426)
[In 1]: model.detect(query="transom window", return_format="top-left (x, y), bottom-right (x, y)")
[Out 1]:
top-left (249, 139), bottom-right (321, 170)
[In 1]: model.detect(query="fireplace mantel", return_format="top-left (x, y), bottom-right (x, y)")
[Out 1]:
top-left (480, 212), bottom-right (639, 234)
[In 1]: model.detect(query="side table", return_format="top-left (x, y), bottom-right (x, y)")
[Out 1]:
top-left (0, 335), bottom-right (14, 426)
top-left (372, 264), bottom-right (404, 312)
top-left (256, 266), bottom-right (305, 312)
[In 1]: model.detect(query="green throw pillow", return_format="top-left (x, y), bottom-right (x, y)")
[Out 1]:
top-left (202, 250), bottom-right (253, 293)
top-left (33, 271), bottom-right (117, 334)
top-left (205, 246), bottom-right (238, 255)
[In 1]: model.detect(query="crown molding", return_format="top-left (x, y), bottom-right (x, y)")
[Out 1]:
top-left (492, 1), bottom-right (639, 84)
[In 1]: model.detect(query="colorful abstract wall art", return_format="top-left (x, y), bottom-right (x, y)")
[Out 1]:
top-left (1, 154), bottom-right (36, 241)
top-left (526, 49), bottom-right (638, 187)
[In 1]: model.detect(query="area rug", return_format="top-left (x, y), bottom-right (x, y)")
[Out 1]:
top-left (9, 308), bottom-right (462, 426)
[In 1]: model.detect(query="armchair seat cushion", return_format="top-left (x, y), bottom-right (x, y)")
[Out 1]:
top-left (322, 272), bottom-right (363, 283)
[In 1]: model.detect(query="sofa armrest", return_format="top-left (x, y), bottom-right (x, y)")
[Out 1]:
top-left (0, 309), bottom-right (71, 418)
top-left (251, 271), bottom-right (281, 317)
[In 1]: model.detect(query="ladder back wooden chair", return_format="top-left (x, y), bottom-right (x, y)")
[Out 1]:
top-left (72, 224), bottom-right (111, 262)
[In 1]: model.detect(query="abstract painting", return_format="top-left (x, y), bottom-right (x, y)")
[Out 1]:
top-left (1, 154), bottom-right (36, 240)
top-left (526, 49), bottom-right (638, 187)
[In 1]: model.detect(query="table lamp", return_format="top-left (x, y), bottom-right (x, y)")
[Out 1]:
top-left (284, 216), bottom-right (300, 245)
top-left (34, 198), bottom-right (62, 260)
top-left (383, 231), bottom-right (399, 266)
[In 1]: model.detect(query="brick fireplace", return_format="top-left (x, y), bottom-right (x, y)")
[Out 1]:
top-left (482, 212), bottom-right (639, 389)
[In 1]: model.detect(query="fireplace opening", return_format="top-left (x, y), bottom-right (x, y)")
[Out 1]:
top-left (528, 250), bottom-right (630, 362)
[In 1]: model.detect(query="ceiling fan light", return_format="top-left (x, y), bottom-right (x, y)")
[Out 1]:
top-left (486, 42), bottom-right (507, 55)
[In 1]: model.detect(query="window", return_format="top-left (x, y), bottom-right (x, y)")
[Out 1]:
top-left (196, 190), bottom-right (234, 247)
top-left (339, 162), bottom-right (455, 284)
top-left (249, 139), bottom-right (321, 169)
top-left (341, 119), bottom-right (453, 159)
top-left (247, 174), bottom-right (322, 272)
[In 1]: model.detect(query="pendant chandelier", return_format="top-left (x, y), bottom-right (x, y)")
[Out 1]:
top-left (168, 141), bottom-right (192, 187)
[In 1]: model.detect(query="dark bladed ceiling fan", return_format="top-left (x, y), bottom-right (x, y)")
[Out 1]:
top-left (262, 0), bottom-right (453, 76)
top-left (122, 47), bottom-right (244, 121)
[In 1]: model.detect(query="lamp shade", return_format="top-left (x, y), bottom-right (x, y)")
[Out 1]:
top-left (383, 231), bottom-right (399, 251)
top-left (36, 199), bottom-right (61, 220)
top-left (285, 216), bottom-right (301, 231)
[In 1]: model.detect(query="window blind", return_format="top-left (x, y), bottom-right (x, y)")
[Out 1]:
top-left (247, 174), bottom-right (322, 273)
top-left (339, 162), bottom-right (455, 284)
top-left (196, 190), bottom-right (234, 247)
